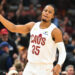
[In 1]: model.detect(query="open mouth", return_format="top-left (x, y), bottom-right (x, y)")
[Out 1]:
top-left (44, 15), bottom-right (48, 18)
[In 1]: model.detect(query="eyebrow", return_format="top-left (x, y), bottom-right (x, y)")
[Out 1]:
top-left (44, 8), bottom-right (53, 12)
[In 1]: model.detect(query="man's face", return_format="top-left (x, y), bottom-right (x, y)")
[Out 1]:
top-left (41, 5), bottom-right (54, 22)
top-left (2, 34), bottom-right (8, 41)
top-left (67, 67), bottom-right (74, 75)
top-left (63, 33), bottom-right (69, 41)
top-left (3, 46), bottom-right (9, 53)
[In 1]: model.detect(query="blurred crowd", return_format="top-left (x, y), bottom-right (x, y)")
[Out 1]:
top-left (0, 0), bottom-right (75, 75)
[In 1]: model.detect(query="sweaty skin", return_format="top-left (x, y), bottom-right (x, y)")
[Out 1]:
top-left (0, 5), bottom-right (62, 75)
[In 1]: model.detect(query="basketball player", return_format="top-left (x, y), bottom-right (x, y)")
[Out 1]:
top-left (0, 5), bottom-right (66, 75)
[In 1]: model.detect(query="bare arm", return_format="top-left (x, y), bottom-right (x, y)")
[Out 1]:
top-left (0, 15), bottom-right (35, 34)
top-left (51, 28), bottom-right (63, 43)
top-left (51, 28), bottom-right (66, 75)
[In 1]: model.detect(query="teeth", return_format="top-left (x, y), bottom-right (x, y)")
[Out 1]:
top-left (45, 15), bottom-right (47, 17)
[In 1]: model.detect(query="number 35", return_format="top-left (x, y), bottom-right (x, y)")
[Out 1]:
top-left (32, 45), bottom-right (40, 55)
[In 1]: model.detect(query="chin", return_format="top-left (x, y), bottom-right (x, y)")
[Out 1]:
top-left (42, 19), bottom-right (47, 22)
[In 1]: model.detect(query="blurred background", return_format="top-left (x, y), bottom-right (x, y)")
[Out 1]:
top-left (0, 0), bottom-right (75, 75)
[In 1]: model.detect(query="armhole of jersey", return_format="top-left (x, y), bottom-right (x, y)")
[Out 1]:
top-left (50, 24), bottom-right (57, 41)
top-left (30, 22), bottom-right (40, 34)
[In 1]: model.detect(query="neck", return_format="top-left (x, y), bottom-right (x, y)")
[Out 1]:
top-left (40, 21), bottom-right (51, 29)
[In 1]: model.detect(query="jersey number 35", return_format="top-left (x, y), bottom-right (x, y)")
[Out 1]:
top-left (32, 45), bottom-right (40, 55)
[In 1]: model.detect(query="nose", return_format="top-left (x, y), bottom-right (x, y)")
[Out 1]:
top-left (45, 11), bottom-right (49, 15)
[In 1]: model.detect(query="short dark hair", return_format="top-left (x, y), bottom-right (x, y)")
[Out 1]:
top-left (45, 4), bottom-right (55, 11)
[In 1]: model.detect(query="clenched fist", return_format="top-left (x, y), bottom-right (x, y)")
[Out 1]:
top-left (52, 64), bottom-right (61, 75)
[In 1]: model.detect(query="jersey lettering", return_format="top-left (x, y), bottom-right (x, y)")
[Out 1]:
top-left (31, 34), bottom-right (46, 55)
top-left (31, 34), bottom-right (46, 46)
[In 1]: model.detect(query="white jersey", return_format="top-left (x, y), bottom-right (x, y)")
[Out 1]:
top-left (28, 22), bottom-right (57, 64)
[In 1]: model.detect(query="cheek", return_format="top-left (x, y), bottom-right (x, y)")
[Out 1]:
top-left (48, 16), bottom-right (52, 20)
top-left (49, 15), bottom-right (53, 19)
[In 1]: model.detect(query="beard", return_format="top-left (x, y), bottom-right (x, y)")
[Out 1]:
top-left (42, 19), bottom-right (47, 22)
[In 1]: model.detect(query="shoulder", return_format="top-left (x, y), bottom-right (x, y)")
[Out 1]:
top-left (24, 22), bottom-right (35, 30)
top-left (26, 21), bottom-right (41, 29)
top-left (25, 22), bottom-right (35, 26)
top-left (51, 28), bottom-right (63, 43)
top-left (28, 22), bottom-right (35, 24)
top-left (50, 23), bottom-right (57, 30)
top-left (52, 28), bottom-right (62, 36)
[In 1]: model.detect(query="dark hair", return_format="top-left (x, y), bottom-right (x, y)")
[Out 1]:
top-left (45, 4), bottom-right (55, 13)
top-left (72, 32), bottom-right (75, 40)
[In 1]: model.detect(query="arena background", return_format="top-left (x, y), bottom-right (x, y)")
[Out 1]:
top-left (0, 0), bottom-right (75, 75)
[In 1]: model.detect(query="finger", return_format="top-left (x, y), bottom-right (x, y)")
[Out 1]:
top-left (53, 71), bottom-right (56, 75)
top-left (53, 72), bottom-right (55, 75)
top-left (53, 70), bottom-right (59, 75)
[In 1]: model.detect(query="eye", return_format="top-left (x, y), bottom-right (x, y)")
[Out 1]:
top-left (44, 9), bottom-right (47, 12)
top-left (49, 11), bottom-right (52, 13)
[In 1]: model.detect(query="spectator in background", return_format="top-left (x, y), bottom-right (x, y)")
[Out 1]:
top-left (18, 8), bottom-right (31, 24)
top-left (65, 65), bottom-right (75, 75)
top-left (0, 28), bottom-right (18, 63)
top-left (16, 3), bottom-right (23, 21)
top-left (65, 32), bottom-right (75, 54)
top-left (62, 41), bottom-right (75, 71)
top-left (1, 0), bottom-right (9, 13)
top-left (53, 14), bottom-right (59, 27)
top-left (0, 42), bottom-right (12, 72)
top-left (29, 3), bottom-right (36, 17)
top-left (63, 16), bottom-right (73, 35)
top-left (6, 9), bottom-right (17, 40)
top-left (11, 59), bottom-right (24, 75)
top-left (30, 0), bottom-right (39, 5)
top-left (0, 2), bottom-right (6, 30)
top-left (14, 60), bottom-right (23, 75)
top-left (71, 33), bottom-right (75, 46)
top-left (63, 32), bottom-right (71, 46)
top-left (18, 46), bottom-right (28, 68)
top-left (59, 16), bottom-right (73, 35)
top-left (23, 0), bottom-right (30, 6)
top-left (6, 9), bottom-right (17, 24)
top-left (62, 32), bottom-right (75, 71)
top-left (7, 69), bottom-right (18, 75)
top-left (62, 46), bottom-right (75, 70)
top-left (18, 34), bottom-right (30, 48)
